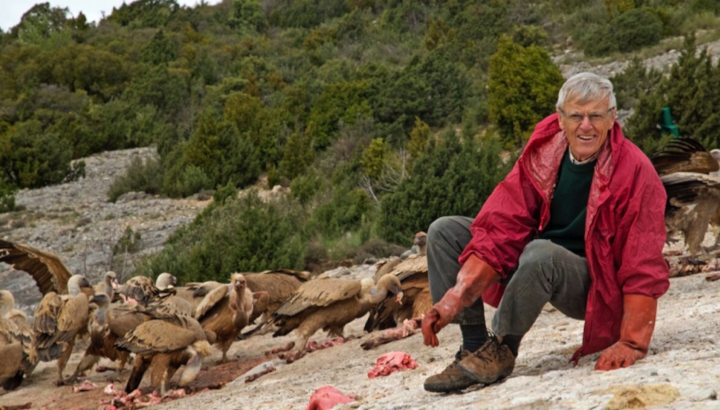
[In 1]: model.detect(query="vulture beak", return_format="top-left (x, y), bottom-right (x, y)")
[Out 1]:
top-left (111, 279), bottom-right (120, 290)
top-left (396, 291), bottom-right (404, 306)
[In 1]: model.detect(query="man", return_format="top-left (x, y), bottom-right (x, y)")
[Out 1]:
top-left (422, 72), bottom-right (670, 393)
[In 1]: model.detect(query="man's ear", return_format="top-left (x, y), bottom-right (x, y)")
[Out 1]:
top-left (557, 110), bottom-right (565, 131)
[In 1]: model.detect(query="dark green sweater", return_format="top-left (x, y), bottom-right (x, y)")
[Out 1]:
top-left (540, 150), bottom-right (596, 256)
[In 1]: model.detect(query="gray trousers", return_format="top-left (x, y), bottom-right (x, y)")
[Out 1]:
top-left (427, 216), bottom-right (591, 337)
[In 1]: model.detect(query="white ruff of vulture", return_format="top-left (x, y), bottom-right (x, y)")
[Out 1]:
top-left (0, 239), bottom-right (73, 295)
top-left (271, 273), bottom-right (403, 354)
top-left (116, 311), bottom-right (213, 394)
top-left (651, 138), bottom-right (720, 258)
top-left (193, 273), bottom-right (253, 363)
top-left (365, 232), bottom-right (432, 332)
top-left (32, 274), bottom-right (93, 385)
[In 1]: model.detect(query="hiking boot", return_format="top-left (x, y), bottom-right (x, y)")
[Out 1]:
top-left (423, 349), bottom-right (480, 393)
top-left (457, 335), bottom-right (515, 384)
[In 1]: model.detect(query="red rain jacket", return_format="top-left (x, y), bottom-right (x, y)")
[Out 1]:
top-left (459, 114), bottom-right (670, 361)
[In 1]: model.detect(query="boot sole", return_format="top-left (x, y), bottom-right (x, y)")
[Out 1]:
top-left (423, 379), bottom-right (480, 393)
top-left (456, 363), bottom-right (513, 385)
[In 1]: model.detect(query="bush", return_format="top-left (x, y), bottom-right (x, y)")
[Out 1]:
top-left (377, 131), bottom-right (511, 245)
top-left (488, 36), bottom-right (564, 148)
top-left (107, 155), bottom-right (164, 202)
top-left (615, 8), bottom-right (663, 53)
top-left (134, 192), bottom-right (306, 283)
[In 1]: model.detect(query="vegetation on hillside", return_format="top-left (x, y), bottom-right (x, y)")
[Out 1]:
top-left (1, 0), bottom-right (718, 280)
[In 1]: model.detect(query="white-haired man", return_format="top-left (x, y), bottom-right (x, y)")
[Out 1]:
top-left (422, 72), bottom-right (670, 392)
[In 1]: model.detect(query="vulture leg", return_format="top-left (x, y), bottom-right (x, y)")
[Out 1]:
top-left (54, 340), bottom-right (75, 386)
top-left (219, 339), bottom-right (233, 364)
top-left (149, 355), bottom-right (171, 393)
top-left (66, 353), bottom-right (100, 384)
top-left (125, 355), bottom-right (150, 394)
top-left (327, 325), bottom-right (345, 339)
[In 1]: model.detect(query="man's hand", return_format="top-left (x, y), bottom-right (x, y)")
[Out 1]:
top-left (594, 294), bottom-right (657, 371)
top-left (594, 342), bottom-right (646, 370)
top-left (422, 255), bottom-right (500, 348)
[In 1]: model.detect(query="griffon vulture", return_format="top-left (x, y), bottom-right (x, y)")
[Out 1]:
top-left (32, 275), bottom-right (93, 385)
top-left (194, 273), bottom-right (253, 363)
top-left (0, 239), bottom-right (72, 295)
top-left (116, 311), bottom-right (213, 394)
top-left (1, 290), bottom-right (37, 383)
top-left (244, 269), bottom-right (308, 323)
top-left (271, 274), bottom-right (403, 357)
top-left (365, 232), bottom-right (431, 332)
top-left (118, 275), bottom-right (191, 315)
top-left (651, 138), bottom-right (720, 259)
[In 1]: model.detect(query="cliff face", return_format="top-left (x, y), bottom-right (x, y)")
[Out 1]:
top-left (0, 147), bottom-right (210, 316)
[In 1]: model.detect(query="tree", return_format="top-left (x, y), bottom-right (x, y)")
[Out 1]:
top-left (488, 36), bottom-right (564, 148)
top-left (140, 30), bottom-right (178, 66)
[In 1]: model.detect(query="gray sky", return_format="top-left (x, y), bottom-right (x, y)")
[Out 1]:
top-left (0, 0), bottom-right (222, 32)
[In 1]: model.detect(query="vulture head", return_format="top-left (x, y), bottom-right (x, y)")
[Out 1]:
top-left (101, 271), bottom-right (120, 296)
top-left (232, 273), bottom-right (247, 293)
top-left (0, 290), bottom-right (14, 317)
top-left (369, 274), bottom-right (404, 305)
top-left (68, 275), bottom-right (93, 297)
top-left (413, 232), bottom-right (428, 256)
top-left (156, 273), bottom-right (177, 290)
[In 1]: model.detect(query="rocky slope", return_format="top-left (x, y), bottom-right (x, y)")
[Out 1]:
top-left (0, 147), bottom-right (210, 315)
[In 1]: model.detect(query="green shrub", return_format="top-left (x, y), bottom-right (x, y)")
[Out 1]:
top-left (134, 192), bottom-right (306, 283)
top-left (488, 36), bottom-right (564, 148)
top-left (610, 57), bottom-right (663, 110)
top-left (615, 8), bottom-right (663, 53)
top-left (377, 131), bottom-right (511, 245)
top-left (108, 155), bottom-right (164, 202)
top-left (113, 226), bottom-right (143, 254)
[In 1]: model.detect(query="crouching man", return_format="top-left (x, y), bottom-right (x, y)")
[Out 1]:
top-left (422, 72), bottom-right (670, 393)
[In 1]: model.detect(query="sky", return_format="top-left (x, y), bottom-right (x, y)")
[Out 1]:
top-left (0, 0), bottom-right (222, 32)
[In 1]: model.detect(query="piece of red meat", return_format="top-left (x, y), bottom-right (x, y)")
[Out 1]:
top-left (367, 351), bottom-right (418, 378)
top-left (304, 385), bottom-right (355, 410)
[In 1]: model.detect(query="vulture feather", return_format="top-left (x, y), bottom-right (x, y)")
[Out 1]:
top-left (244, 269), bottom-right (308, 322)
top-left (0, 319), bottom-right (24, 391)
top-left (116, 311), bottom-right (213, 394)
top-left (365, 232), bottom-right (431, 332)
top-left (1, 290), bottom-right (37, 380)
top-left (0, 239), bottom-right (73, 295)
top-left (194, 273), bottom-right (253, 363)
top-left (652, 139), bottom-right (720, 258)
top-left (32, 275), bottom-right (93, 385)
top-left (272, 274), bottom-right (403, 356)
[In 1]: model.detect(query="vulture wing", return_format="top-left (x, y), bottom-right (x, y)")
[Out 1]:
top-left (274, 278), bottom-right (361, 317)
top-left (257, 269), bottom-right (310, 282)
top-left (389, 255), bottom-right (428, 282)
top-left (652, 138), bottom-right (720, 176)
top-left (662, 172), bottom-right (720, 255)
top-left (194, 284), bottom-right (228, 320)
top-left (116, 319), bottom-right (199, 354)
top-left (0, 240), bottom-right (72, 295)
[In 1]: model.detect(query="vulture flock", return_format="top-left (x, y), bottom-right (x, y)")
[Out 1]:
top-left (0, 233), bottom-right (430, 396)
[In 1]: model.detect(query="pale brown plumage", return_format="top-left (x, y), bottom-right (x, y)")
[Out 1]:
top-left (118, 275), bottom-right (190, 315)
top-left (117, 312), bottom-right (212, 394)
top-left (0, 239), bottom-right (73, 295)
top-left (65, 293), bottom-right (135, 384)
top-left (93, 271), bottom-right (119, 300)
top-left (652, 139), bottom-right (720, 258)
top-left (194, 274), bottom-right (253, 363)
top-left (0, 321), bottom-right (24, 391)
top-left (365, 232), bottom-right (431, 332)
top-left (272, 274), bottom-right (403, 354)
top-left (32, 275), bottom-right (93, 385)
top-left (244, 269), bottom-right (308, 323)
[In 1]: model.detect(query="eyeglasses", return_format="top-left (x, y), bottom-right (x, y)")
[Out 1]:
top-left (559, 108), bottom-right (615, 125)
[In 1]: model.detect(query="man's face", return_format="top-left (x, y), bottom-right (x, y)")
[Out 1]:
top-left (558, 97), bottom-right (616, 161)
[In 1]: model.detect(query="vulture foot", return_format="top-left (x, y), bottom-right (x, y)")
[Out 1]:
top-left (278, 349), bottom-right (306, 363)
top-left (264, 341), bottom-right (295, 356)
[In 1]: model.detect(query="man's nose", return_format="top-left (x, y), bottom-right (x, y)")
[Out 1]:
top-left (579, 115), bottom-right (593, 130)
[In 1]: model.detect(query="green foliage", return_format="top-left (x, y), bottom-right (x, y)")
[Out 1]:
top-left (108, 0), bottom-right (180, 28)
top-left (0, 181), bottom-right (15, 214)
top-left (229, 0), bottom-right (267, 34)
top-left (140, 30), bottom-right (177, 66)
top-left (625, 35), bottom-right (720, 151)
top-left (578, 7), bottom-right (664, 57)
top-left (306, 80), bottom-right (372, 149)
top-left (408, 116), bottom-right (430, 160)
top-left (134, 192), bottom-right (306, 283)
top-left (290, 168), bottom-right (323, 205)
top-left (309, 183), bottom-right (374, 238)
top-left (113, 226), bottom-right (143, 255)
top-left (488, 36), bottom-right (564, 148)
top-left (108, 156), bottom-right (164, 202)
top-left (610, 57), bottom-right (663, 110)
top-left (213, 180), bottom-right (239, 205)
top-left (377, 131), bottom-right (511, 245)
top-left (360, 138), bottom-right (387, 179)
top-left (280, 130), bottom-right (314, 180)
top-left (424, 17), bottom-right (456, 51)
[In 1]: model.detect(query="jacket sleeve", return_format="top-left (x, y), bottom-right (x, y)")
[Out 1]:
top-left (458, 159), bottom-right (542, 278)
top-left (614, 162), bottom-right (670, 298)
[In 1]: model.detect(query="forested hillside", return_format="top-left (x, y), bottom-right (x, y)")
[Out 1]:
top-left (1, 0), bottom-right (719, 282)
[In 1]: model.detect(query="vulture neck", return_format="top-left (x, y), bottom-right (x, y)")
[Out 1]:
top-left (179, 348), bottom-right (203, 387)
top-left (417, 243), bottom-right (427, 256)
top-left (104, 281), bottom-right (115, 300)
top-left (361, 282), bottom-right (391, 308)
